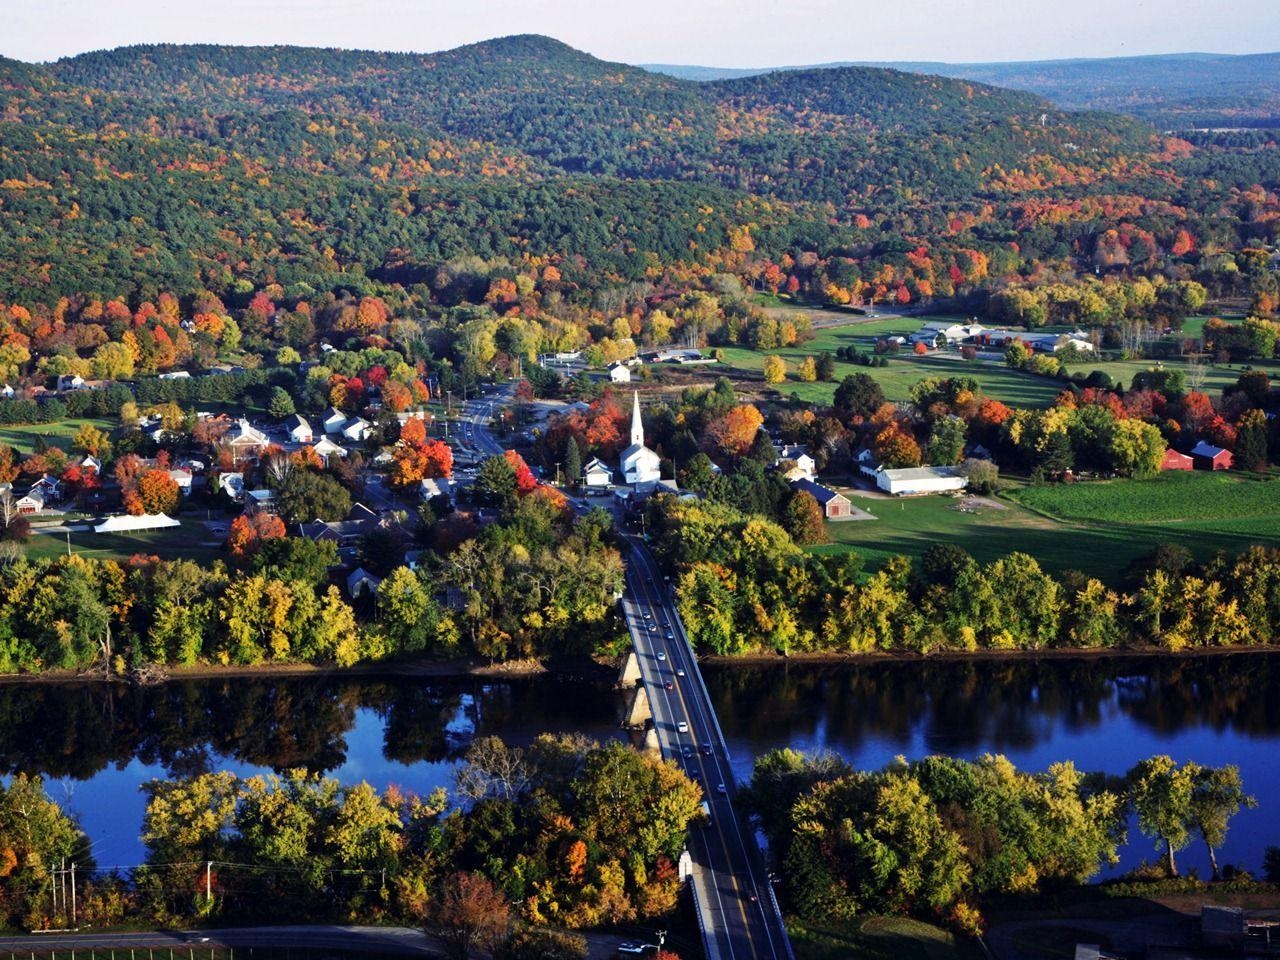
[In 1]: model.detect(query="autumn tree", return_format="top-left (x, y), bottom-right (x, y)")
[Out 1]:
top-left (504, 450), bottom-right (538, 495)
top-left (130, 469), bottom-right (181, 516)
top-left (71, 423), bottom-right (111, 458)
top-left (763, 355), bottom-right (787, 384)
top-left (705, 404), bottom-right (765, 459)
top-left (228, 513), bottom-right (287, 561)
top-left (785, 491), bottom-right (827, 545)
top-left (426, 872), bottom-right (512, 960)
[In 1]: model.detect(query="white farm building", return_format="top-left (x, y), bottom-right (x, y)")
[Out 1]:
top-left (875, 465), bottom-right (968, 496)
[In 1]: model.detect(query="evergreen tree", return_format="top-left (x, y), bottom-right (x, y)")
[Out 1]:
top-left (267, 386), bottom-right (296, 418)
top-left (563, 436), bottom-right (582, 488)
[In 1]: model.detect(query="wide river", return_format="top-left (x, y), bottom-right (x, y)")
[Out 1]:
top-left (5, 653), bottom-right (1278, 878)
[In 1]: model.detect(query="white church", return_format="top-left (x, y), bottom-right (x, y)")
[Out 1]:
top-left (619, 392), bottom-right (662, 487)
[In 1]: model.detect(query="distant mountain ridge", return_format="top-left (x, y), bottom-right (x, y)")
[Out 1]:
top-left (642, 50), bottom-right (1280, 128)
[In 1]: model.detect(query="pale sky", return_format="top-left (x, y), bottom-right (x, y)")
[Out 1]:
top-left (3, 0), bottom-right (1278, 66)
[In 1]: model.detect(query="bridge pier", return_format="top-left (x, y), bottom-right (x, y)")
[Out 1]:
top-left (617, 648), bottom-right (643, 687)
top-left (642, 724), bottom-right (661, 756)
top-left (623, 683), bottom-right (652, 728)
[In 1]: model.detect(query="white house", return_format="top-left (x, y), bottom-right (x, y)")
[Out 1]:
top-left (227, 419), bottom-right (270, 460)
top-left (341, 418), bottom-right (373, 442)
top-left (57, 374), bottom-right (86, 391)
top-left (0, 384), bottom-right (13, 399)
top-left (583, 457), bottom-right (613, 489)
top-left (219, 472), bottom-right (246, 502)
top-left (32, 474), bottom-right (61, 503)
top-left (311, 436), bottom-right (348, 463)
top-left (157, 370), bottom-right (192, 380)
top-left (285, 414), bottom-right (313, 444)
top-left (418, 477), bottom-right (453, 502)
top-left (321, 407), bottom-right (349, 434)
top-left (915, 322), bottom-right (985, 348)
top-left (619, 393), bottom-right (661, 486)
top-left (168, 468), bottom-right (194, 495)
top-left (608, 362), bottom-right (632, 383)
top-left (79, 454), bottom-right (103, 474)
top-left (775, 444), bottom-right (816, 482)
top-left (875, 465), bottom-right (968, 496)
top-left (15, 489), bottom-right (43, 515)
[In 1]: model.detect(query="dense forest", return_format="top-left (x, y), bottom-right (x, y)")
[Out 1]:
top-left (1, 34), bottom-right (1275, 312)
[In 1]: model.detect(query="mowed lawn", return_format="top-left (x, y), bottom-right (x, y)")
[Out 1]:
top-left (24, 519), bottom-right (223, 564)
top-left (789, 915), bottom-right (983, 960)
top-left (716, 344), bottom-right (1063, 409)
top-left (0, 417), bottom-right (116, 455)
top-left (811, 474), bottom-right (1280, 584)
top-left (1010, 471), bottom-right (1280, 526)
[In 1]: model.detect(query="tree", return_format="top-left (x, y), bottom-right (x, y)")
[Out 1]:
top-left (563, 436), bottom-right (582, 488)
top-left (71, 423), bottom-right (111, 458)
top-left (815, 352), bottom-right (836, 382)
top-left (785, 491), bottom-right (827, 545)
top-left (1234, 409), bottom-right (1269, 471)
top-left (763, 355), bottom-right (786, 384)
top-left (925, 417), bottom-right (966, 466)
top-left (1107, 419), bottom-right (1165, 478)
top-left (135, 469), bottom-right (181, 515)
top-left (1188, 765), bottom-right (1256, 880)
top-left (873, 422), bottom-right (921, 469)
top-left (250, 537), bottom-right (339, 588)
top-left (276, 470), bottom-right (352, 523)
top-left (227, 513), bottom-right (287, 561)
top-left (959, 458), bottom-right (999, 494)
top-left (796, 357), bottom-right (818, 382)
top-left (426, 872), bottom-right (512, 960)
top-left (705, 405), bottom-right (765, 459)
top-left (1129, 755), bottom-right (1196, 877)
top-left (497, 927), bottom-right (588, 960)
top-left (267, 387), bottom-right (296, 419)
top-left (377, 566), bottom-right (444, 655)
top-left (833, 374), bottom-right (885, 422)
top-left (474, 455), bottom-right (518, 510)
top-left (504, 450), bottom-right (538, 494)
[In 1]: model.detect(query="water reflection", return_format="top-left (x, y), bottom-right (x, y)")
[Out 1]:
top-left (0, 671), bottom-right (623, 781)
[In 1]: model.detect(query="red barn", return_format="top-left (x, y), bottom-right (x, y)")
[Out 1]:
top-left (1160, 448), bottom-right (1194, 471)
top-left (1190, 441), bottom-right (1233, 471)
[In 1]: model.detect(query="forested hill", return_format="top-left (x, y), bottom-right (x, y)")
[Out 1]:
top-left (645, 51), bottom-right (1280, 129)
top-left (4, 34), bottom-right (1265, 305)
top-left (43, 34), bottom-right (1145, 181)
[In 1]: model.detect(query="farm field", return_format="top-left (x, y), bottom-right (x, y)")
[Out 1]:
top-left (1009, 471), bottom-right (1280, 524)
top-left (714, 344), bottom-right (1064, 408)
top-left (788, 915), bottom-right (979, 960)
top-left (24, 518), bottom-right (223, 564)
top-left (811, 479), bottom-right (1280, 583)
top-left (0, 417), bottom-right (116, 455)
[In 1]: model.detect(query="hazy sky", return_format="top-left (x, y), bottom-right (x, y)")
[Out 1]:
top-left (4, 0), bottom-right (1279, 65)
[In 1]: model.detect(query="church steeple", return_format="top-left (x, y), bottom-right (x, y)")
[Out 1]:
top-left (630, 391), bottom-right (644, 447)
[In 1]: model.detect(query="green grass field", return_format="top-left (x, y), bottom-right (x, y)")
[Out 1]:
top-left (24, 519), bottom-right (223, 564)
top-left (789, 915), bottom-right (982, 960)
top-left (811, 477), bottom-right (1280, 583)
top-left (0, 417), bottom-right (116, 455)
top-left (1010, 471), bottom-right (1280, 524)
top-left (716, 343), bottom-right (1063, 409)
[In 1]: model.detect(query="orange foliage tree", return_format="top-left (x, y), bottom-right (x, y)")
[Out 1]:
top-left (504, 450), bottom-right (538, 494)
top-left (705, 404), bottom-right (764, 459)
top-left (227, 512), bottom-right (287, 560)
top-left (133, 468), bottom-right (181, 515)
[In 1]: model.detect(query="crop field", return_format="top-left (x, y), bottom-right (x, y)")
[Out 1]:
top-left (1009, 471), bottom-right (1280, 525)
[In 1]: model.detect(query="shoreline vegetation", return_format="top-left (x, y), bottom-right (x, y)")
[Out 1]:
top-left (3, 643), bottom-right (1279, 687)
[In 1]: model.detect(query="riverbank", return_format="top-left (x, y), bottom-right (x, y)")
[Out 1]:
top-left (701, 643), bottom-right (1280, 667)
top-left (0, 654), bottom-right (617, 686)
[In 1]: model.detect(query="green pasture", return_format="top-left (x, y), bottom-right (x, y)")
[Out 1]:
top-left (0, 418), bottom-right (116, 455)
top-left (24, 519), bottom-right (223, 564)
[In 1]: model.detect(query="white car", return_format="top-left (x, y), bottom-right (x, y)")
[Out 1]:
top-left (656, 651), bottom-right (667, 661)
top-left (677, 721), bottom-right (689, 733)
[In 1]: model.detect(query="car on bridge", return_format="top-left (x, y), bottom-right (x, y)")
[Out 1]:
top-left (656, 651), bottom-right (667, 661)
top-left (677, 721), bottom-right (689, 733)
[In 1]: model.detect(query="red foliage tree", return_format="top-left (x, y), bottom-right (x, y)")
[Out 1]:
top-left (504, 450), bottom-right (538, 494)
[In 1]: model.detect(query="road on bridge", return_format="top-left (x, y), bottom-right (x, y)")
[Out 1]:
top-left (467, 384), bottom-right (792, 960)
top-left (620, 539), bottom-right (792, 960)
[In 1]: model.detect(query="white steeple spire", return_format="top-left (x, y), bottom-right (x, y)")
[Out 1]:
top-left (630, 391), bottom-right (644, 447)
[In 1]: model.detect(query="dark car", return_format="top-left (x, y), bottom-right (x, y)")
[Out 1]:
top-left (702, 742), bottom-right (713, 756)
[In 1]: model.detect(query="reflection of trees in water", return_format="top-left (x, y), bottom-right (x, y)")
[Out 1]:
top-left (0, 673), bottom-right (622, 782)
top-left (704, 654), bottom-right (1280, 757)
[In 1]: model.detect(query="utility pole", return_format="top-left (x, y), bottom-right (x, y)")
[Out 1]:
top-left (206, 861), bottom-right (213, 903)
top-left (70, 862), bottom-right (76, 926)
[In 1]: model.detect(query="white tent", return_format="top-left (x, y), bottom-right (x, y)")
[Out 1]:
top-left (93, 513), bottom-right (181, 534)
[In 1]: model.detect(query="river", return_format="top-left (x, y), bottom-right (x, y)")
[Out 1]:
top-left (4, 653), bottom-right (1278, 878)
